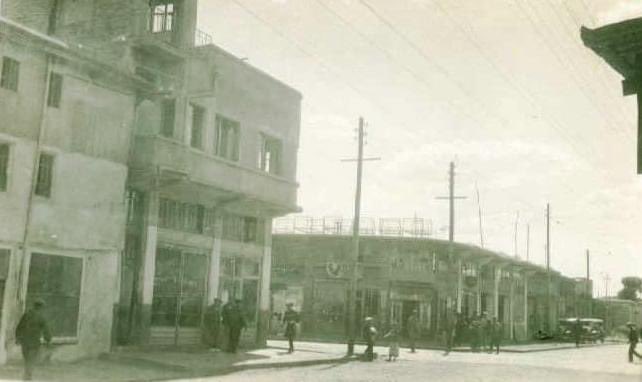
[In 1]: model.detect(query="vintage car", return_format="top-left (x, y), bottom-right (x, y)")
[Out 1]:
top-left (557, 318), bottom-right (605, 343)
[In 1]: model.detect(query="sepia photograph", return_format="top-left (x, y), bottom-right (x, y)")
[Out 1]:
top-left (0, 0), bottom-right (641, 381)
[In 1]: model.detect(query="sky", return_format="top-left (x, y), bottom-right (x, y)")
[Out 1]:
top-left (197, 0), bottom-right (642, 296)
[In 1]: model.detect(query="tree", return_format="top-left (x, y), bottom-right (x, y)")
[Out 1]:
top-left (617, 277), bottom-right (642, 301)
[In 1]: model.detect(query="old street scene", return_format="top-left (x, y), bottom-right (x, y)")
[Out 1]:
top-left (2, 0), bottom-right (642, 381)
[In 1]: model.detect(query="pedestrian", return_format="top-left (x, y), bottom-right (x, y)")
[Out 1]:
top-left (626, 322), bottom-right (641, 363)
top-left (574, 318), bottom-right (582, 348)
top-left (384, 323), bottom-right (400, 362)
top-left (204, 298), bottom-right (222, 350)
top-left (470, 317), bottom-right (480, 352)
top-left (15, 299), bottom-right (51, 381)
top-left (406, 309), bottom-right (420, 353)
top-left (443, 314), bottom-right (456, 356)
top-left (282, 302), bottom-right (300, 353)
top-left (480, 312), bottom-right (490, 353)
top-left (490, 317), bottom-right (502, 355)
top-left (222, 299), bottom-right (246, 353)
top-left (363, 317), bottom-right (377, 361)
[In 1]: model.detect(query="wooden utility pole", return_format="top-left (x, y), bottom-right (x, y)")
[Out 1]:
top-left (475, 182), bottom-right (484, 248)
top-left (545, 203), bottom-right (552, 331)
top-left (586, 249), bottom-right (592, 317)
top-left (514, 211), bottom-right (519, 258)
top-left (436, 162), bottom-right (467, 313)
top-left (342, 117), bottom-right (380, 356)
top-left (526, 223), bottom-right (530, 262)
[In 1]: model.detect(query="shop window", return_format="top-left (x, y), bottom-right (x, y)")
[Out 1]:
top-left (258, 133), bottom-right (282, 175)
top-left (1, 57), bottom-right (19, 91)
top-left (47, 72), bottom-right (63, 108)
top-left (0, 144), bottom-right (8, 191)
top-left (159, 198), bottom-right (204, 233)
top-left (35, 153), bottom-right (54, 198)
top-left (26, 253), bottom-right (82, 337)
top-left (214, 115), bottom-right (239, 161)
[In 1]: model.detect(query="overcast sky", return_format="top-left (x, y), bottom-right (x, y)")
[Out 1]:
top-left (198, 0), bottom-right (642, 295)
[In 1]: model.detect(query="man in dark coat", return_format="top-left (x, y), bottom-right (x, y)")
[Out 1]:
top-left (282, 303), bottom-right (300, 353)
top-left (490, 317), bottom-right (502, 354)
top-left (443, 314), bottom-right (457, 356)
top-left (222, 299), bottom-right (246, 353)
top-left (362, 317), bottom-right (377, 361)
top-left (204, 298), bottom-right (222, 349)
top-left (627, 322), bottom-right (641, 363)
top-left (406, 310), bottom-right (420, 353)
top-left (574, 318), bottom-right (582, 348)
top-left (16, 299), bottom-right (51, 381)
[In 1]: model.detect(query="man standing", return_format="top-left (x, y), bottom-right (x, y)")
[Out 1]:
top-left (282, 303), bottom-right (300, 353)
top-left (443, 313), bottom-right (457, 356)
top-left (16, 299), bottom-right (51, 381)
top-left (222, 299), bottom-right (246, 353)
top-left (490, 317), bottom-right (502, 355)
top-left (627, 322), bottom-right (641, 363)
top-left (574, 318), bottom-right (582, 348)
top-left (204, 298), bottom-right (222, 350)
top-left (481, 312), bottom-right (491, 353)
top-left (406, 309), bottom-right (420, 353)
top-left (362, 317), bottom-right (377, 361)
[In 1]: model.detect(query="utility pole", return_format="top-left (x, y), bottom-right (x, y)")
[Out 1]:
top-left (526, 223), bottom-right (530, 262)
top-left (545, 203), bottom-right (551, 331)
top-left (586, 249), bottom-right (592, 317)
top-left (342, 117), bottom-right (380, 356)
top-left (475, 182), bottom-right (484, 248)
top-left (513, 211), bottom-right (519, 258)
top-left (436, 162), bottom-right (467, 313)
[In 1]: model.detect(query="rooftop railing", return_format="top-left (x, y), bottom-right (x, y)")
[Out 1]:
top-left (195, 28), bottom-right (213, 47)
top-left (273, 216), bottom-right (433, 238)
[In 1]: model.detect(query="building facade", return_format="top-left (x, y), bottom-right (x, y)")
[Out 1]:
top-left (272, 234), bottom-right (585, 343)
top-left (0, 0), bottom-right (301, 361)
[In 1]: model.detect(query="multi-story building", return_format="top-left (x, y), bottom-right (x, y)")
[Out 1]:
top-left (0, 0), bottom-right (301, 361)
top-left (271, 232), bottom-right (585, 343)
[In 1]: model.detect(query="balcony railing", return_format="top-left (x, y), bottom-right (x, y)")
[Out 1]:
top-left (195, 28), bottom-right (213, 47)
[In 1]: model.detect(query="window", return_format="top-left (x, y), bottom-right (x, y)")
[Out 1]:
top-left (243, 217), bottom-right (257, 243)
top-left (159, 198), bottom-right (204, 233)
top-left (0, 144), bottom-right (8, 192)
top-left (47, 72), bottom-right (63, 108)
top-left (160, 99), bottom-right (176, 138)
top-left (35, 153), bottom-right (54, 198)
top-left (151, 1), bottom-right (176, 33)
top-left (259, 133), bottom-right (282, 175)
top-left (214, 115), bottom-right (240, 161)
top-left (0, 57), bottom-right (19, 91)
top-left (190, 105), bottom-right (204, 149)
top-left (125, 189), bottom-right (145, 225)
top-left (222, 214), bottom-right (259, 243)
top-left (26, 253), bottom-right (82, 337)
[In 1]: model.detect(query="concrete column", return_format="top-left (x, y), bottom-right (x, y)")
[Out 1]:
top-left (256, 218), bottom-right (273, 346)
top-left (207, 213), bottom-right (223, 304)
top-left (137, 189), bottom-right (159, 343)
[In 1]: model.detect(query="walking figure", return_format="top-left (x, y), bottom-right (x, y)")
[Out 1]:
top-left (574, 318), bottom-right (582, 348)
top-left (204, 298), bottom-right (222, 350)
top-left (283, 303), bottom-right (300, 353)
top-left (406, 309), bottom-right (420, 353)
top-left (443, 313), bottom-right (457, 356)
top-left (15, 299), bottom-right (51, 381)
top-left (490, 317), bottom-right (502, 355)
top-left (222, 299), bottom-right (246, 353)
top-left (384, 324), bottom-right (400, 362)
top-left (363, 317), bottom-right (377, 361)
top-left (627, 322), bottom-right (642, 363)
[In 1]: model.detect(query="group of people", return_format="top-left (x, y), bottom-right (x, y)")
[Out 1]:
top-left (451, 312), bottom-right (503, 354)
top-left (203, 298), bottom-right (247, 353)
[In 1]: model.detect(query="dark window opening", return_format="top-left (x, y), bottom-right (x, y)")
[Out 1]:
top-left (47, 72), bottom-right (63, 108)
top-left (259, 134), bottom-right (282, 175)
top-left (214, 115), bottom-right (240, 161)
top-left (26, 253), bottom-right (82, 338)
top-left (1, 57), bottom-right (19, 91)
top-left (160, 99), bottom-right (176, 138)
top-left (0, 144), bottom-right (8, 192)
top-left (35, 153), bottom-right (54, 198)
top-left (190, 105), bottom-right (205, 149)
top-left (151, 2), bottom-right (176, 33)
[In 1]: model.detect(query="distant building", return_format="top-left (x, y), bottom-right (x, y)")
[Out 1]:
top-left (0, 0), bottom-right (301, 362)
top-left (593, 298), bottom-right (642, 334)
top-left (271, 233), bottom-right (585, 342)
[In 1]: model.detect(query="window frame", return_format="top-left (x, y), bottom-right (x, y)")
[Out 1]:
top-left (190, 104), bottom-right (205, 150)
top-left (214, 115), bottom-right (240, 162)
top-left (0, 57), bottom-right (20, 92)
top-left (47, 72), bottom-right (63, 108)
top-left (150, 1), bottom-right (176, 33)
top-left (160, 99), bottom-right (176, 138)
top-left (34, 152), bottom-right (55, 198)
top-left (259, 133), bottom-right (283, 176)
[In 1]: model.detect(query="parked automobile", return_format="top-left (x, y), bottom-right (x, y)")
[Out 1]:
top-left (557, 318), bottom-right (605, 343)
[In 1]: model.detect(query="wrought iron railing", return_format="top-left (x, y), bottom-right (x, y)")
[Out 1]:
top-left (195, 28), bottom-right (213, 47)
top-left (273, 216), bottom-right (433, 238)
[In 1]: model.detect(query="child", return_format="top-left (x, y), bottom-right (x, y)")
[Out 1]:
top-left (384, 324), bottom-right (400, 362)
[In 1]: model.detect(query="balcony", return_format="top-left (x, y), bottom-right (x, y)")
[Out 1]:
top-left (129, 135), bottom-right (299, 215)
